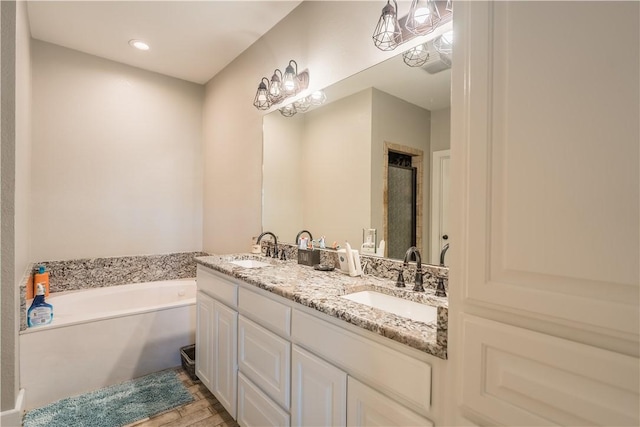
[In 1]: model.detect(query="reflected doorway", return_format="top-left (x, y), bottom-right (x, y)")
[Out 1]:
top-left (383, 143), bottom-right (424, 260)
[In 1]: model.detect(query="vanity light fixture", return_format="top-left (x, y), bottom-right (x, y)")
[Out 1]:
top-left (372, 0), bottom-right (402, 51)
top-left (128, 39), bottom-right (150, 51)
top-left (282, 60), bottom-right (301, 96)
top-left (405, 0), bottom-right (441, 36)
top-left (402, 43), bottom-right (430, 67)
top-left (268, 69), bottom-right (284, 103)
top-left (253, 78), bottom-right (272, 110)
top-left (445, 0), bottom-right (453, 12)
top-left (279, 103), bottom-right (297, 117)
top-left (433, 30), bottom-right (453, 55)
top-left (253, 59), bottom-right (310, 111)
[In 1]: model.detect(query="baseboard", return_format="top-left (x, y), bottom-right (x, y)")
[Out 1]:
top-left (0, 388), bottom-right (25, 427)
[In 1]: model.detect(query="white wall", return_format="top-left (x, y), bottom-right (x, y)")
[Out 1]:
top-left (31, 41), bottom-right (204, 261)
top-left (202, 1), bottom-right (432, 254)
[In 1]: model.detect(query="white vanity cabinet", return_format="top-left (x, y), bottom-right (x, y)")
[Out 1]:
top-left (197, 264), bottom-right (440, 427)
top-left (291, 345), bottom-right (347, 427)
top-left (196, 266), bottom-right (239, 419)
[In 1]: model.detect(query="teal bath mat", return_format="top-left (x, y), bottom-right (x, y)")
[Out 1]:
top-left (23, 369), bottom-right (194, 427)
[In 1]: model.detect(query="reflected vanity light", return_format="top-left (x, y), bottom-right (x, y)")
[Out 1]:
top-left (309, 90), bottom-right (327, 106)
top-left (279, 103), bottom-right (297, 117)
top-left (433, 30), bottom-right (453, 55)
top-left (402, 43), bottom-right (430, 67)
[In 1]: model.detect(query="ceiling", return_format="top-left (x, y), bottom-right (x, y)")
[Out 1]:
top-left (27, 1), bottom-right (302, 84)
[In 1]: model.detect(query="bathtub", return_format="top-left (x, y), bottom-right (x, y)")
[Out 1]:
top-left (20, 279), bottom-right (196, 410)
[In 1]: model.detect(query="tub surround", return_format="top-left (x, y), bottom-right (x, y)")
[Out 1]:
top-left (20, 251), bottom-right (207, 331)
top-left (195, 253), bottom-right (448, 359)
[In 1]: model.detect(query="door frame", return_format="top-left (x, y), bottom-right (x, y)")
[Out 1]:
top-left (430, 149), bottom-right (450, 264)
top-left (383, 142), bottom-right (424, 258)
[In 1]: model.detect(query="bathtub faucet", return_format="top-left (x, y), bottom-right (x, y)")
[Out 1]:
top-left (256, 231), bottom-right (279, 259)
top-left (403, 246), bottom-right (425, 292)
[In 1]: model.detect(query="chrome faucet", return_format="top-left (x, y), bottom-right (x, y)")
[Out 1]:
top-left (403, 246), bottom-right (425, 292)
top-left (256, 232), bottom-right (279, 259)
top-left (435, 243), bottom-right (449, 297)
top-left (295, 230), bottom-right (313, 246)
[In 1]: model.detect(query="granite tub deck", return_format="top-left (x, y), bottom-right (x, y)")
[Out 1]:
top-left (195, 254), bottom-right (448, 359)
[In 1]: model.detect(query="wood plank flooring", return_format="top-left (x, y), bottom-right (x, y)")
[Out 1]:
top-left (125, 368), bottom-right (239, 427)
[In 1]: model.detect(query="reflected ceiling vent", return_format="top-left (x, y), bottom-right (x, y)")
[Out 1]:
top-left (421, 41), bottom-right (451, 74)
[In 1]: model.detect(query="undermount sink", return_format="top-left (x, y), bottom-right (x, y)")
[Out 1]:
top-left (229, 259), bottom-right (271, 269)
top-left (341, 291), bottom-right (437, 324)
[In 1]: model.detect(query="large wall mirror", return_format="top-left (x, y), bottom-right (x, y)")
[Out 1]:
top-left (262, 29), bottom-right (451, 264)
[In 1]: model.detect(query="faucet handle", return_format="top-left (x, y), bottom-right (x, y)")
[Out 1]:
top-left (272, 247), bottom-right (279, 259)
top-left (390, 268), bottom-right (405, 288)
top-left (264, 246), bottom-right (271, 257)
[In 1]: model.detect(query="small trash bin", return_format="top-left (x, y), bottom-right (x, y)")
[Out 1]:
top-left (180, 344), bottom-right (198, 381)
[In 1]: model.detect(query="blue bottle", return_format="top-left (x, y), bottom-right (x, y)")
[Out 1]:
top-left (27, 283), bottom-right (53, 327)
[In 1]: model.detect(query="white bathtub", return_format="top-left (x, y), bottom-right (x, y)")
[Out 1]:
top-left (20, 279), bottom-right (196, 410)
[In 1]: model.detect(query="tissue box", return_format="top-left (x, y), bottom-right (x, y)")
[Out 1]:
top-left (297, 249), bottom-right (320, 266)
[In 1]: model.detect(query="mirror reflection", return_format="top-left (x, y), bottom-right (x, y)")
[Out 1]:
top-left (262, 39), bottom-right (451, 264)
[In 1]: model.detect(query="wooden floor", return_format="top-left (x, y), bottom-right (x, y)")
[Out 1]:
top-left (125, 368), bottom-right (239, 427)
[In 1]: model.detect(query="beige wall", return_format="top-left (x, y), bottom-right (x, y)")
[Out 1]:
top-left (430, 107), bottom-right (450, 153)
top-left (262, 113), bottom-right (305, 243)
top-left (31, 41), bottom-right (204, 261)
top-left (303, 89), bottom-right (372, 247)
top-left (371, 88), bottom-right (431, 258)
top-left (202, 1), bottom-right (414, 254)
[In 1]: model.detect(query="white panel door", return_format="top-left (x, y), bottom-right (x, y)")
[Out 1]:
top-left (450, 1), bottom-right (639, 426)
top-left (214, 300), bottom-right (238, 419)
top-left (291, 345), bottom-right (346, 427)
top-left (430, 149), bottom-right (450, 264)
top-left (347, 377), bottom-right (433, 427)
top-left (195, 291), bottom-right (215, 391)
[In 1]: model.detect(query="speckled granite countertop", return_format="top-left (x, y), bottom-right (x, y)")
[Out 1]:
top-left (195, 254), bottom-right (448, 359)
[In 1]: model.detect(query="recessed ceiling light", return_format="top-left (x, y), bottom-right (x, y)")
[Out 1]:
top-left (128, 39), bottom-right (150, 51)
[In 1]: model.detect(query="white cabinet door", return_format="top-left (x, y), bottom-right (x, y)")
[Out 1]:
top-left (214, 300), bottom-right (238, 419)
top-left (291, 345), bottom-right (346, 427)
top-left (347, 377), bottom-right (433, 427)
top-left (238, 315), bottom-right (290, 410)
top-left (238, 372), bottom-right (290, 427)
top-left (195, 291), bottom-right (214, 391)
top-left (450, 1), bottom-right (640, 425)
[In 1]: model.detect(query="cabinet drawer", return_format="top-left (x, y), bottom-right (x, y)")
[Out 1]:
top-left (239, 316), bottom-right (291, 410)
top-left (239, 287), bottom-right (291, 337)
top-left (197, 266), bottom-right (238, 308)
top-left (293, 310), bottom-right (431, 414)
top-left (238, 372), bottom-right (290, 427)
top-left (347, 377), bottom-right (433, 427)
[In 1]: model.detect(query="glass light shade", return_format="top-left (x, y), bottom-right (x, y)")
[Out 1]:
top-left (268, 69), bottom-right (284, 103)
top-left (405, 0), bottom-right (441, 36)
top-left (279, 103), bottom-right (297, 117)
top-left (434, 30), bottom-right (453, 55)
top-left (372, 0), bottom-right (402, 51)
top-left (253, 78), bottom-right (271, 110)
top-left (402, 44), bottom-right (430, 67)
top-left (294, 97), bottom-right (311, 112)
top-left (445, 0), bottom-right (453, 12)
top-left (282, 60), bottom-right (300, 96)
top-left (309, 90), bottom-right (327, 106)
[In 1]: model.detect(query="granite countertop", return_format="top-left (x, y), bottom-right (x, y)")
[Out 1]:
top-left (195, 254), bottom-right (448, 359)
